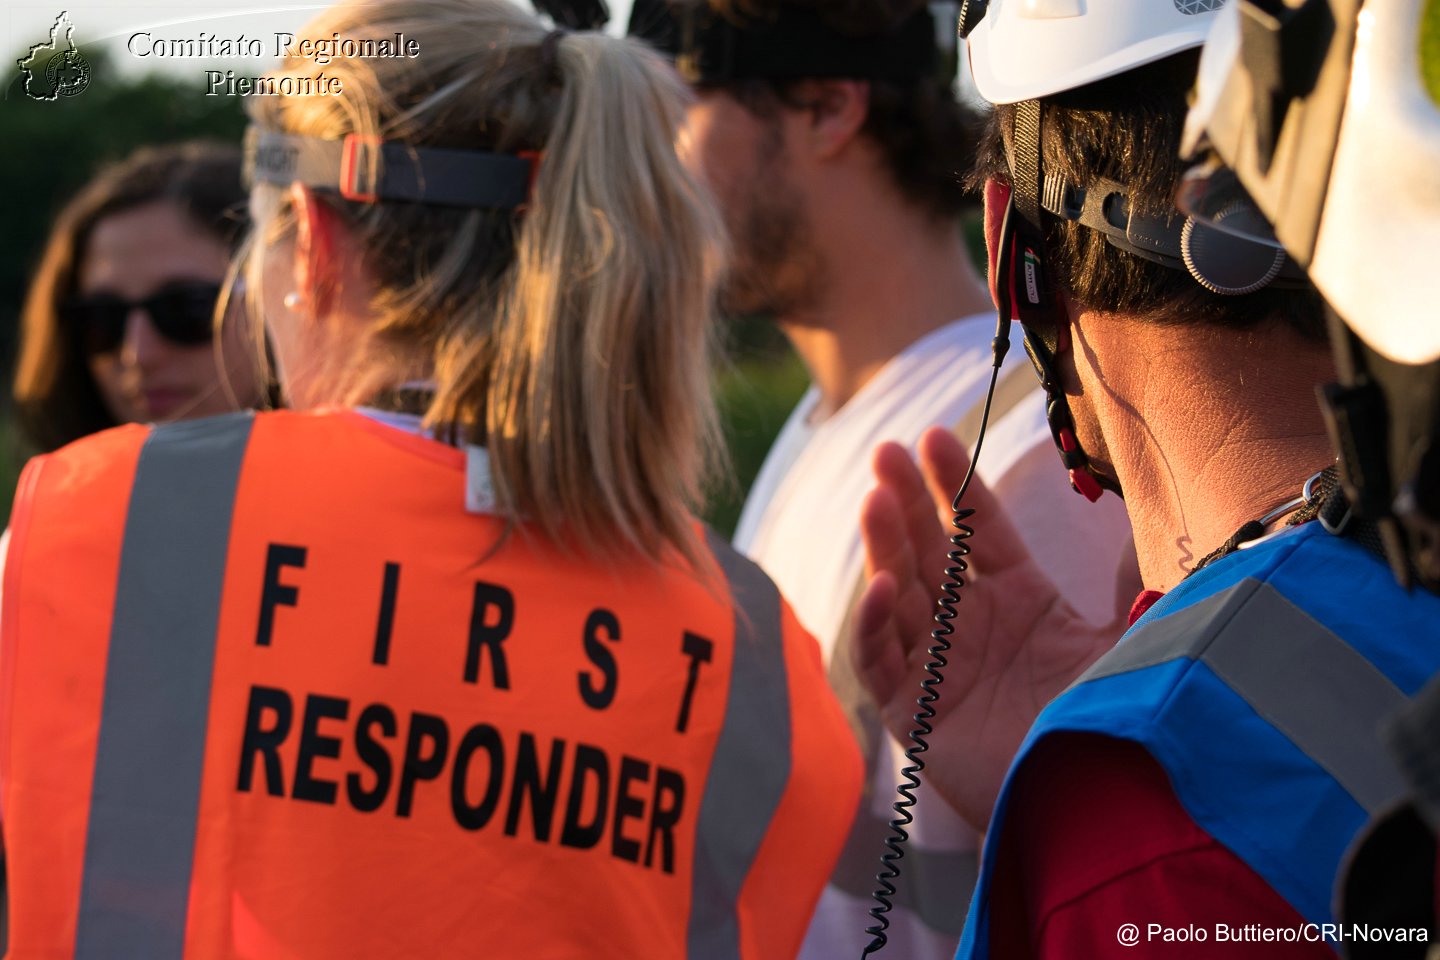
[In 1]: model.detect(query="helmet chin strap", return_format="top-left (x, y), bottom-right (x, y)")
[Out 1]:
top-left (1000, 101), bottom-right (1106, 502)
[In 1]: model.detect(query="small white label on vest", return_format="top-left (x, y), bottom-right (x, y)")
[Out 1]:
top-left (465, 445), bottom-right (496, 514)
top-left (1023, 250), bottom-right (1041, 305)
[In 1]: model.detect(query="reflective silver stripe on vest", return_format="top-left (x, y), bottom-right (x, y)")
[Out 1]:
top-left (688, 530), bottom-right (793, 958)
top-left (74, 414), bottom-right (254, 958)
top-left (1072, 577), bottom-right (1408, 815)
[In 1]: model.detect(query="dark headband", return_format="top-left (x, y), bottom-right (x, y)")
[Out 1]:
top-left (243, 128), bottom-right (537, 209)
top-left (667, 3), bottom-right (945, 85)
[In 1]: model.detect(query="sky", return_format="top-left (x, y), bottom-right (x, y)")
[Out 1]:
top-left (4, 0), bottom-right (636, 87)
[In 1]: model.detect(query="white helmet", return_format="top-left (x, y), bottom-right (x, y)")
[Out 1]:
top-left (958, 0), bottom-right (1298, 503)
top-left (964, 0), bottom-right (1225, 104)
top-left (960, 0), bottom-right (1303, 297)
top-left (1182, 0), bottom-right (1440, 591)
top-left (1183, 0), bottom-right (1440, 365)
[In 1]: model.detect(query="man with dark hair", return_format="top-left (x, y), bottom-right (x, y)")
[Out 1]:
top-left (1181, 0), bottom-right (1440, 949)
top-left (664, 1), bottom-right (1135, 956)
top-left (854, 1), bottom-right (1440, 956)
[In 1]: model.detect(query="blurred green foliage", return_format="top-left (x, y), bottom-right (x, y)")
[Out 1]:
top-left (705, 345), bottom-right (809, 537)
top-left (1425, 0), bottom-right (1440, 102)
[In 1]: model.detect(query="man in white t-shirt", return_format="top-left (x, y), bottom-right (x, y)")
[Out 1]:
top-left (668, 0), bottom-right (1136, 955)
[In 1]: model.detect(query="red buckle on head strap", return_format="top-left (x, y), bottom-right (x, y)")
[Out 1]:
top-left (339, 133), bottom-right (383, 203)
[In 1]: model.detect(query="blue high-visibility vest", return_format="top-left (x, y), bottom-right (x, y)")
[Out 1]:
top-left (957, 522), bottom-right (1440, 959)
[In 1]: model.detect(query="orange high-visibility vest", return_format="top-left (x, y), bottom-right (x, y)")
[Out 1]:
top-left (1, 409), bottom-right (862, 960)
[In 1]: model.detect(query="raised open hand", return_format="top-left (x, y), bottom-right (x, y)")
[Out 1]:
top-left (852, 426), bottom-right (1132, 830)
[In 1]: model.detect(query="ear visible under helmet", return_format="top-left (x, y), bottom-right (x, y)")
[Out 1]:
top-left (960, 0), bottom-right (1292, 499)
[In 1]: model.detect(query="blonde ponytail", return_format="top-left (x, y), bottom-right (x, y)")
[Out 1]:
top-left (247, 0), bottom-right (728, 569)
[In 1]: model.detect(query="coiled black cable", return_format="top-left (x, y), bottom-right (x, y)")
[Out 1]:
top-left (861, 357), bottom-right (1004, 957)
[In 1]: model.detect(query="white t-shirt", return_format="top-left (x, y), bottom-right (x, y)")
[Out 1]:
top-left (734, 313), bottom-right (1134, 960)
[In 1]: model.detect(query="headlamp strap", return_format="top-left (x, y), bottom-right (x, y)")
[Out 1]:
top-left (243, 128), bottom-right (536, 210)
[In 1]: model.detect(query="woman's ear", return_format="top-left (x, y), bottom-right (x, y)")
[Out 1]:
top-left (289, 183), bottom-right (339, 316)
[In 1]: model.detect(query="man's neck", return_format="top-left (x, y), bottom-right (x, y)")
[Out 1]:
top-left (777, 210), bottom-right (993, 418)
top-left (1083, 317), bottom-right (1338, 592)
top-left (1123, 429), bottom-right (1335, 592)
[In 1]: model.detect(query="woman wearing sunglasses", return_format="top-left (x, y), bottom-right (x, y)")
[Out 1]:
top-left (14, 141), bottom-right (268, 452)
top-left (0, 0), bottom-right (861, 956)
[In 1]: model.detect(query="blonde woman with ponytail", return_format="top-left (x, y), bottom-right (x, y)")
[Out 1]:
top-left (0, 1), bottom-right (861, 956)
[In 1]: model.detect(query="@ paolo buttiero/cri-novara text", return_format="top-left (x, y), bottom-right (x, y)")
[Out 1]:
top-left (1115, 923), bottom-right (1431, 948)
top-left (126, 32), bottom-right (419, 96)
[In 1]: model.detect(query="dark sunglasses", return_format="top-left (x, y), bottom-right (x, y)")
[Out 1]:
top-left (60, 281), bottom-right (223, 357)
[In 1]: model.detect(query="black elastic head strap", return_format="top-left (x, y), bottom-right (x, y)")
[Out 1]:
top-left (672, 3), bottom-right (942, 85)
top-left (243, 128), bottom-right (537, 210)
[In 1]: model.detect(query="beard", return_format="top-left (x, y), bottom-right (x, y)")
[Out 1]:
top-left (715, 130), bottom-right (822, 321)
